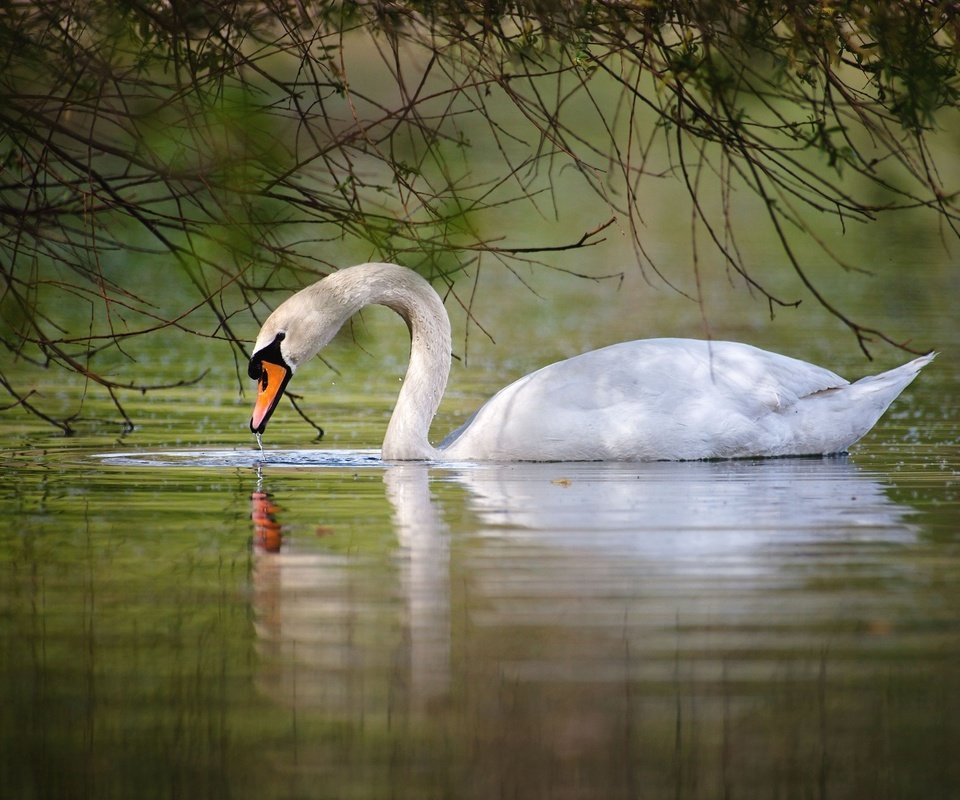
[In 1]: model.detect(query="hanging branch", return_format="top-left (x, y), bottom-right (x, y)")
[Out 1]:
top-left (1, 1), bottom-right (956, 431)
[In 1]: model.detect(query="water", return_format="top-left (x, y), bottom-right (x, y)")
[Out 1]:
top-left (2, 247), bottom-right (959, 798)
top-left (3, 425), bottom-right (958, 799)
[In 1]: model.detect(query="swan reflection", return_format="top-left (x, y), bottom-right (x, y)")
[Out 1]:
top-left (454, 457), bottom-right (915, 560)
top-left (250, 457), bottom-right (916, 720)
top-left (250, 463), bottom-right (453, 716)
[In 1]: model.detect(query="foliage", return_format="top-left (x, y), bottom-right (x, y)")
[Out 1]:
top-left (1, 0), bottom-right (958, 431)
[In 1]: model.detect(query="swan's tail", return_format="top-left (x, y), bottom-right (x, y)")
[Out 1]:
top-left (801, 351), bottom-right (937, 455)
top-left (852, 351), bottom-right (936, 397)
top-left (842, 351), bottom-right (936, 438)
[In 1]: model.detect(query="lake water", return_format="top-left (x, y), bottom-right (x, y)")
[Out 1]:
top-left (2, 255), bottom-right (959, 799)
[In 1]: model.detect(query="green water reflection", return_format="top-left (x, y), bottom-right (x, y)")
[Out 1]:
top-left (2, 435), bottom-right (958, 799)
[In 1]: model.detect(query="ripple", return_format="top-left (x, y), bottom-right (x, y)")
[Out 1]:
top-left (94, 448), bottom-right (383, 469)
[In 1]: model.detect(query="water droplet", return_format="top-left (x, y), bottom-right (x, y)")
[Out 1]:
top-left (255, 432), bottom-right (264, 457)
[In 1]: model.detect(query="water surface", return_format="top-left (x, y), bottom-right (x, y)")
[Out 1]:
top-left (2, 239), bottom-right (959, 799)
top-left (3, 420), bottom-right (958, 799)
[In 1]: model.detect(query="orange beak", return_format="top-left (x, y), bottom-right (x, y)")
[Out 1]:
top-left (250, 360), bottom-right (291, 434)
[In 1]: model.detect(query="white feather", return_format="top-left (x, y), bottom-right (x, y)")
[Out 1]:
top-left (251, 263), bottom-right (934, 461)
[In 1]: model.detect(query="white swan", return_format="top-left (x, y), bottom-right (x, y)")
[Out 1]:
top-left (248, 262), bottom-right (934, 461)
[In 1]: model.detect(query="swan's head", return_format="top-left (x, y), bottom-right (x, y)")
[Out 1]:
top-left (247, 282), bottom-right (345, 435)
top-left (246, 263), bottom-right (448, 438)
top-left (248, 329), bottom-right (293, 434)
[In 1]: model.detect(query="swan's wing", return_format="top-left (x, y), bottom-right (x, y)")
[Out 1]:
top-left (525, 339), bottom-right (848, 416)
top-left (693, 340), bottom-right (849, 412)
top-left (440, 339), bottom-right (850, 460)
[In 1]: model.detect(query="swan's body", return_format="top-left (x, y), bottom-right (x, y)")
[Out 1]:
top-left (248, 262), bottom-right (933, 461)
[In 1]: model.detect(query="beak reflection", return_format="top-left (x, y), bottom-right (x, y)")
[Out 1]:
top-left (251, 489), bottom-right (283, 553)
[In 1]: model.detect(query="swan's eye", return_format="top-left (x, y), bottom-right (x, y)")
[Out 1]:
top-left (249, 333), bottom-right (287, 381)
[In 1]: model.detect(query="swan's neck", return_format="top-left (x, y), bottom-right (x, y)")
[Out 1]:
top-left (328, 264), bottom-right (451, 460)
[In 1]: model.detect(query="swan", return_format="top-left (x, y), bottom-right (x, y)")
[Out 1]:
top-left (248, 262), bottom-right (934, 461)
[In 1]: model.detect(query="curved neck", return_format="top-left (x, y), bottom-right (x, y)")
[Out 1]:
top-left (326, 264), bottom-right (451, 460)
